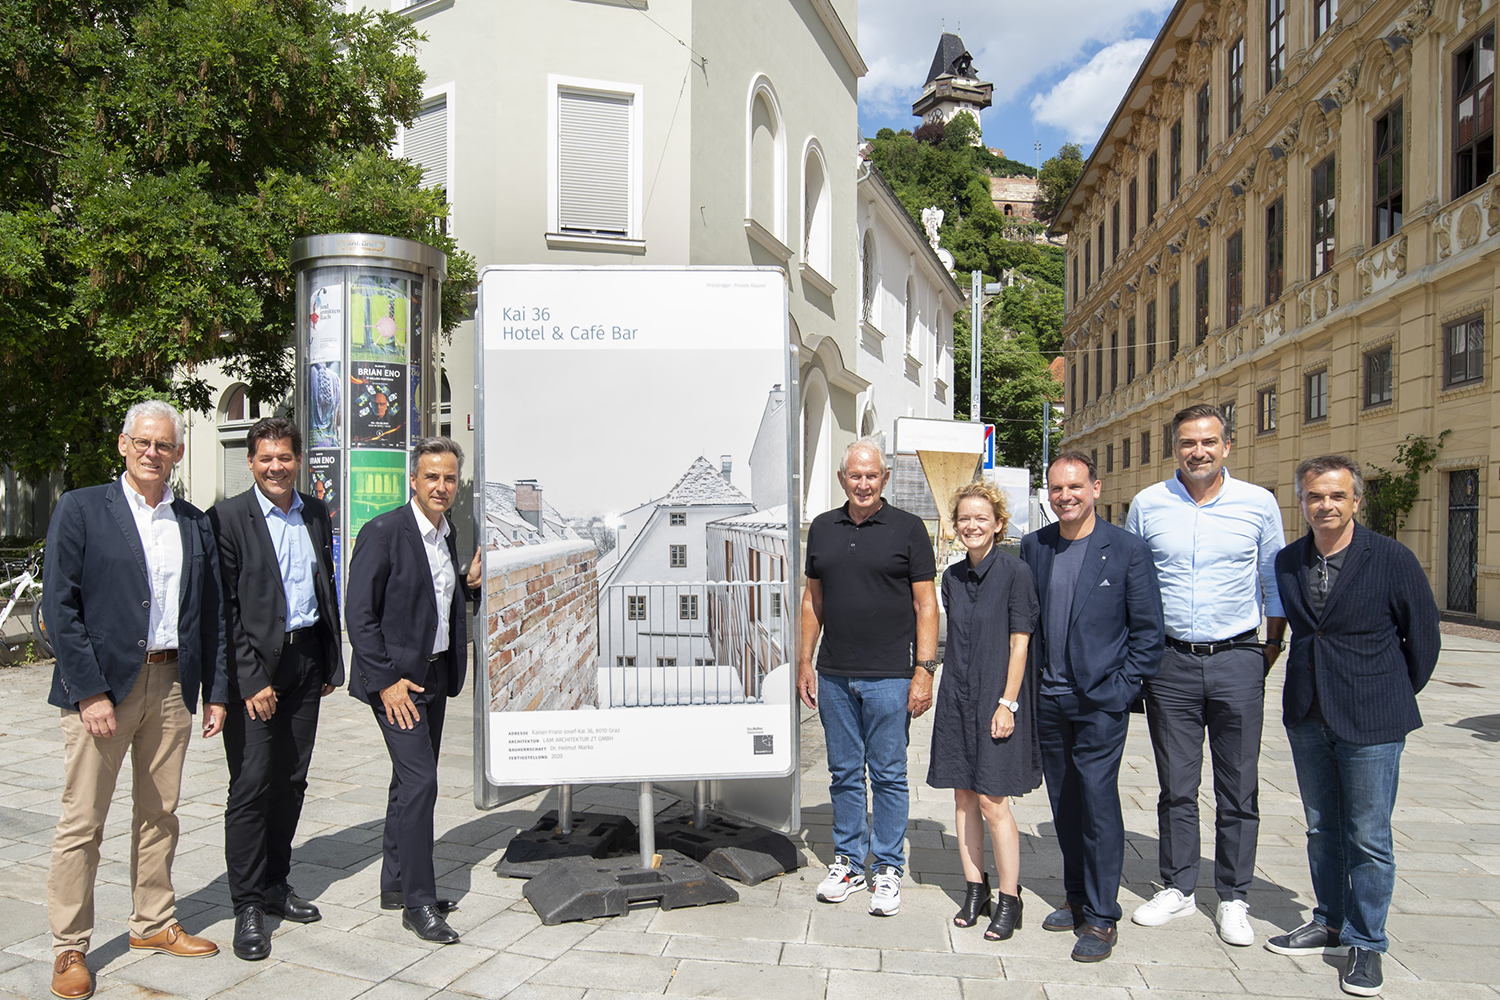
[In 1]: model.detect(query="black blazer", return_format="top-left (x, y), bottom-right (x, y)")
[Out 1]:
top-left (345, 503), bottom-right (476, 704)
top-left (43, 479), bottom-right (228, 712)
top-left (1021, 518), bottom-right (1165, 713)
top-left (1275, 523), bottom-right (1440, 744)
top-left (208, 487), bottom-right (345, 698)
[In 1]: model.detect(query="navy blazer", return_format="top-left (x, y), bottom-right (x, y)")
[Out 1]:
top-left (1275, 523), bottom-right (1440, 744)
top-left (43, 479), bottom-right (229, 712)
top-left (346, 503), bottom-right (476, 704)
top-left (208, 488), bottom-right (345, 699)
top-left (1021, 518), bottom-right (1165, 713)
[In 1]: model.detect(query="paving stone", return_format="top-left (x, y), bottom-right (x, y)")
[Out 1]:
top-left (0, 897), bottom-right (46, 950)
top-left (958, 980), bottom-right (1043, 1000)
top-left (393, 943), bottom-right (497, 989)
top-left (666, 958), bottom-right (825, 998)
top-left (662, 935), bottom-right (782, 965)
top-left (486, 986), bottom-right (586, 1000)
top-left (508, 922), bottom-right (598, 960)
top-left (826, 968), bottom-right (960, 1000)
top-left (1039, 988), bottom-right (1130, 1000)
top-left (108, 951), bottom-right (265, 1000)
top-left (806, 903), bottom-right (951, 952)
top-left (649, 903), bottom-right (807, 942)
top-left (779, 942), bottom-right (881, 971)
top-left (351, 981), bottom-right (439, 1000)
top-left (880, 950), bottom-right (1001, 978)
top-left (267, 922), bottom-right (429, 981)
top-left (573, 929), bottom-right (668, 956)
top-left (528, 951), bottom-right (677, 994)
top-left (440, 950), bottom-right (548, 997)
top-left (1387, 940), bottom-right (1500, 983)
top-left (213, 961), bottom-right (372, 1000)
top-left (998, 957), bottom-right (1148, 989)
top-left (1136, 965), bottom-right (1245, 992)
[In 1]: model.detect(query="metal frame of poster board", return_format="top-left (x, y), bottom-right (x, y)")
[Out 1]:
top-left (471, 266), bottom-right (800, 829)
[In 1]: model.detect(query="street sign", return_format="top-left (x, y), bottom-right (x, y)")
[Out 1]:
top-left (983, 423), bottom-right (995, 470)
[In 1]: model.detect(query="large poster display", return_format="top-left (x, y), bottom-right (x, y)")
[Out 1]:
top-left (477, 267), bottom-right (795, 786)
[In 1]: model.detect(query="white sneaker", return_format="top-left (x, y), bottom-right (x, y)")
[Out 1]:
top-left (1216, 899), bottom-right (1254, 946)
top-left (867, 866), bottom-right (901, 916)
top-left (1132, 887), bottom-right (1198, 926)
top-left (816, 856), bottom-right (866, 902)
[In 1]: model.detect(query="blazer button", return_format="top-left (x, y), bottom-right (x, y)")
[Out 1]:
top-left (1317, 630), bottom-right (1325, 638)
top-left (138, 639), bottom-right (147, 647)
top-left (142, 601), bottom-right (150, 608)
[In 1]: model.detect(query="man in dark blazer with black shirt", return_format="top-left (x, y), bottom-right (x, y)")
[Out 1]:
top-left (1269, 455), bottom-right (1439, 998)
top-left (347, 437), bottom-right (481, 944)
top-left (209, 417), bottom-right (344, 962)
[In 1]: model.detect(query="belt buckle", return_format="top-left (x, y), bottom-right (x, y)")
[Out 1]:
top-left (1191, 642), bottom-right (1214, 655)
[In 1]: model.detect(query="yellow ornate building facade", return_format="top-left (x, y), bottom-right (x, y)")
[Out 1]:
top-left (1055, 0), bottom-right (1500, 619)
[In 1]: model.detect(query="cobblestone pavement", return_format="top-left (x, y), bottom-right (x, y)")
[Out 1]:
top-left (1, 637), bottom-right (1497, 1000)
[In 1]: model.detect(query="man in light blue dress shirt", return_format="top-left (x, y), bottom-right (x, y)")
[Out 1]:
top-left (1124, 403), bottom-right (1286, 947)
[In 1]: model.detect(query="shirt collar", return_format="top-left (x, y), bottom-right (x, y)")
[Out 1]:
top-left (835, 499), bottom-right (887, 524)
top-left (1168, 466), bottom-right (1235, 506)
top-left (121, 474), bottom-right (174, 512)
top-left (253, 483), bottom-right (303, 518)
top-left (964, 545), bottom-right (1000, 580)
top-left (409, 497), bottom-right (449, 541)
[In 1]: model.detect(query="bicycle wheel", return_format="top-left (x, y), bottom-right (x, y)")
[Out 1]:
top-left (31, 599), bottom-right (52, 659)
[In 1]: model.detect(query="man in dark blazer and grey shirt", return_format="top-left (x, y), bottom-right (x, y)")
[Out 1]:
top-left (347, 437), bottom-right (481, 944)
top-left (1269, 455), bottom-right (1439, 998)
top-left (209, 417), bottom-right (344, 962)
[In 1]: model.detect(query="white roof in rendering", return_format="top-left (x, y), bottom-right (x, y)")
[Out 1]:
top-left (708, 505), bottom-right (789, 532)
top-left (661, 456), bottom-right (752, 507)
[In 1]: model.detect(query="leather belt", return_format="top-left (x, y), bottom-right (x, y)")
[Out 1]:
top-left (144, 649), bottom-right (178, 663)
top-left (1165, 629), bottom-right (1261, 656)
top-left (285, 626), bottom-right (317, 644)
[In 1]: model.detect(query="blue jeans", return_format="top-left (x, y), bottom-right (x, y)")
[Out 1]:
top-left (1286, 720), bottom-right (1405, 952)
top-left (818, 673), bottom-right (911, 873)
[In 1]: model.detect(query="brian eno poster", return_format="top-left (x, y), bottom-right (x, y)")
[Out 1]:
top-left (476, 267), bottom-right (795, 785)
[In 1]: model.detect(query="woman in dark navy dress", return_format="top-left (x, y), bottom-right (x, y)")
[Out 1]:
top-left (928, 482), bottom-right (1040, 941)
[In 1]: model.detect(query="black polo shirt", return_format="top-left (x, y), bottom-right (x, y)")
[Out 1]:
top-left (805, 500), bottom-right (937, 678)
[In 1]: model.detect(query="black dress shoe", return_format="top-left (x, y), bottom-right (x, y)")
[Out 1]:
top-left (1265, 919), bottom-right (1345, 956)
top-left (1043, 902), bottom-right (1085, 933)
top-left (265, 882), bottom-right (321, 923)
top-left (402, 905), bottom-right (460, 944)
top-left (232, 907), bottom-right (270, 961)
top-left (381, 891), bottom-right (458, 913)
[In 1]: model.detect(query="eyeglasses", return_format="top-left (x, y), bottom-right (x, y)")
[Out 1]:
top-left (126, 436), bottom-right (179, 455)
top-left (1314, 555), bottom-right (1330, 599)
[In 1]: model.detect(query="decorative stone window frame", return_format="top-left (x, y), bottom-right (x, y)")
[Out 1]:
top-left (1439, 296), bottom-right (1491, 397)
top-left (1359, 334), bottom-right (1398, 417)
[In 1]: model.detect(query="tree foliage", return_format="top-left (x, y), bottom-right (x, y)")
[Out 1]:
top-left (1363, 431), bottom-right (1450, 537)
top-left (1036, 142), bottom-right (1085, 222)
top-left (0, 0), bottom-right (477, 487)
top-left (953, 310), bottom-right (1061, 484)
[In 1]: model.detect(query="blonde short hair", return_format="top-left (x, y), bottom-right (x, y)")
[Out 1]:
top-left (948, 481), bottom-right (1010, 536)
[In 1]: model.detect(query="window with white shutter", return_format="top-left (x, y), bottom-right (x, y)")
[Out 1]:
top-left (558, 88), bottom-right (632, 237)
top-left (405, 94), bottom-right (448, 194)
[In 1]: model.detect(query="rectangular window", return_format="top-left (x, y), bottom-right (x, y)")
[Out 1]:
top-left (1454, 25), bottom-right (1496, 199)
top-left (1112, 202), bottom-right (1120, 261)
top-left (1364, 346), bottom-right (1393, 407)
top-left (1305, 368), bottom-right (1329, 421)
top-left (1168, 282), bottom-right (1181, 357)
top-left (1126, 318), bottom-right (1137, 383)
top-left (1228, 37), bottom-right (1246, 133)
top-left (1072, 255), bottom-right (1079, 303)
top-left (1110, 331), bottom-right (1119, 391)
top-left (1267, 0), bottom-right (1287, 91)
top-left (1163, 421), bottom-right (1173, 459)
top-left (1146, 152), bottom-right (1159, 223)
top-left (1194, 258), bottom-right (1211, 345)
top-left (616, 655), bottom-right (636, 667)
top-left (1095, 342), bottom-right (1104, 400)
top-left (1257, 386), bottom-right (1278, 433)
top-left (1312, 155), bottom-right (1337, 275)
top-left (1146, 300), bottom-right (1158, 371)
top-left (1266, 198), bottom-right (1285, 303)
top-left (1123, 435), bottom-right (1132, 469)
top-left (669, 512), bottom-right (686, 526)
top-left (1129, 179), bottom-right (1139, 242)
top-left (1373, 103), bottom-right (1403, 243)
top-left (1445, 314), bottom-right (1485, 386)
top-left (1222, 400), bottom-right (1238, 441)
top-left (627, 595), bottom-right (647, 620)
top-left (1226, 230), bottom-right (1244, 327)
top-left (1315, 0), bottom-right (1339, 39)
top-left (1169, 120), bottom-right (1183, 199)
top-left (406, 93), bottom-right (451, 233)
top-left (1106, 443), bottom-right (1114, 473)
top-left (1071, 362), bottom-right (1078, 411)
top-left (770, 591), bottom-right (782, 618)
top-left (1084, 241), bottom-right (1092, 291)
top-left (1142, 430), bottom-right (1151, 463)
top-left (1080, 352), bottom-right (1087, 404)
top-left (1098, 223), bottom-right (1106, 279)
top-left (694, 658), bottom-right (716, 666)
top-left (656, 657), bottom-right (677, 667)
top-left (679, 594), bottom-right (698, 620)
top-left (1196, 83), bottom-right (1211, 171)
top-left (556, 84), bottom-right (636, 238)
top-left (1091, 448), bottom-right (1098, 471)
top-left (669, 544), bottom-right (687, 568)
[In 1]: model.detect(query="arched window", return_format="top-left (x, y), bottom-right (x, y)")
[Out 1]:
top-left (1003, 204), bottom-right (1013, 216)
top-left (904, 277), bottom-right (918, 356)
top-left (218, 383), bottom-right (260, 501)
top-left (860, 229), bottom-right (877, 324)
top-left (745, 78), bottom-right (785, 241)
top-left (802, 142), bottom-right (831, 278)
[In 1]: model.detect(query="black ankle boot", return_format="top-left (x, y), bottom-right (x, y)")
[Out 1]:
top-left (985, 887), bottom-right (1024, 941)
top-left (953, 873), bottom-right (992, 927)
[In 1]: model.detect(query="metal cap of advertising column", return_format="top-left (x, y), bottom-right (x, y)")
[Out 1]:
top-left (290, 233), bottom-right (448, 597)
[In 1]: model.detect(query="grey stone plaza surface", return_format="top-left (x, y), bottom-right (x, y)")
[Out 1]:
top-left (1, 634), bottom-right (1497, 1000)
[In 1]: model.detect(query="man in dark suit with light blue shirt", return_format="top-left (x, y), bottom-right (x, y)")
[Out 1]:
top-left (1021, 451), bottom-right (1164, 963)
top-left (1268, 455), bottom-right (1439, 998)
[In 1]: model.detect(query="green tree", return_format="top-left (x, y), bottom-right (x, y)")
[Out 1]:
top-left (1036, 142), bottom-right (1085, 222)
top-left (1363, 431), bottom-right (1450, 536)
top-left (953, 307), bottom-right (1061, 484)
top-left (1, 0), bottom-right (476, 487)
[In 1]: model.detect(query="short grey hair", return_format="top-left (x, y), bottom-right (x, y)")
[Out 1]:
top-left (121, 400), bottom-right (186, 444)
top-left (838, 436), bottom-right (888, 475)
top-left (1295, 454), bottom-right (1365, 501)
top-left (411, 436), bottom-right (465, 477)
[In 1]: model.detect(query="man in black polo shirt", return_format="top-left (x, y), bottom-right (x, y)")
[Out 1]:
top-left (798, 437), bottom-right (939, 917)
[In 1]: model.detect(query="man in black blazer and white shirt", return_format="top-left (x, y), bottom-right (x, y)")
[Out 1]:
top-left (209, 417), bottom-right (344, 961)
top-left (1269, 455), bottom-right (1439, 998)
top-left (346, 437), bottom-right (481, 944)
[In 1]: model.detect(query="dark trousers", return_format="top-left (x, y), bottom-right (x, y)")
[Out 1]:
top-left (374, 655), bottom-right (449, 909)
top-left (1144, 646), bottom-right (1264, 902)
top-left (1038, 690), bottom-right (1130, 929)
top-left (224, 633), bottom-right (324, 913)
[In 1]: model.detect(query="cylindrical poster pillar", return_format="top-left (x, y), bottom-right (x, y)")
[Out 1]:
top-left (290, 234), bottom-right (448, 597)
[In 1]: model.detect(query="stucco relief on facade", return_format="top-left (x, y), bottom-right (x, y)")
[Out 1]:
top-left (1358, 233), bottom-right (1408, 294)
top-left (1435, 183), bottom-right (1500, 259)
top-left (1299, 271), bottom-right (1340, 324)
top-left (1255, 303), bottom-right (1285, 347)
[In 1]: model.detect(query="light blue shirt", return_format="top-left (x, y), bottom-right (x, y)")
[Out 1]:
top-left (254, 485), bottom-right (320, 631)
top-left (1126, 468), bottom-right (1284, 642)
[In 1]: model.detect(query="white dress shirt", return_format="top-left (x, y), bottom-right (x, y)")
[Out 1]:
top-left (410, 499), bottom-right (455, 654)
top-left (123, 475), bottom-right (183, 651)
top-left (254, 485), bottom-right (320, 630)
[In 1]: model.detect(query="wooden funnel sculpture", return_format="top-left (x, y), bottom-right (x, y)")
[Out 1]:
top-left (917, 450), bottom-right (983, 546)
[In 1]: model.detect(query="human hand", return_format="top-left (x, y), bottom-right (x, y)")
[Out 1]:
top-left (796, 661), bottom-right (818, 709)
top-left (991, 704), bottom-right (1015, 739)
top-left (380, 678), bottom-right (425, 730)
top-left (908, 670), bottom-right (934, 718)
top-left (321, 684), bottom-right (335, 697)
top-left (466, 548), bottom-right (483, 591)
top-left (1263, 641), bottom-right (1283, 677)
top-left (78, 693), bottom-right (117, 738)
top-left (202, 703), bottom-right (227, 738)
top-left (245, 684), bottom-right (277, 721)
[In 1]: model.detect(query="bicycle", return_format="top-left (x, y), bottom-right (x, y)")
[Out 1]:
top-left (0, 545), bottom-right (51, 659)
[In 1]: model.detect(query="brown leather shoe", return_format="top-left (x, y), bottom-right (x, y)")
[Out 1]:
top-left (51, 951), bottom-right (93, 1000)
top-left (128, 923), bottom-right (219, 958)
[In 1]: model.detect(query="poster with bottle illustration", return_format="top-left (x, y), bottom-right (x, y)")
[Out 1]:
top-left (349, 274), bottom-right (409, 362)
top-left (308, 361), bottom-right (341, 449)
top-left (307, 271), bottom-right (343, 364)
top-left (350, 362), bottom-right (406, 446)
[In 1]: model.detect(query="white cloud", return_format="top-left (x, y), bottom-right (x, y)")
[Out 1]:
top-left (856, 0), bottom-right (1174, 122)
top-left (1029, 37), bottom-right (1155, 142)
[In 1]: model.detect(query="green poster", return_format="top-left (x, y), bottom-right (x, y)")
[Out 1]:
top-left (348, 450), bottom-right (408, 541)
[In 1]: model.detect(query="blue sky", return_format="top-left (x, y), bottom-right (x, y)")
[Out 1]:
top-left (856, 0), bottom-right (1176, 169)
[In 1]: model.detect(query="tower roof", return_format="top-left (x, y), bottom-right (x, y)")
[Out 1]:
top-left (926, 32), bottom-right (977, 84)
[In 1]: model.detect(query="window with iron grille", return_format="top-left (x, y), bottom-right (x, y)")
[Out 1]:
top-left (1146, 300), bottom-right (1158, 371)
top-left (1226, 230), bottom-right (1244, 327)
top-left (1095, 342), bottom-right (1104, 400)
top-left (1267, 0), bottom-right (1287, 91)
top-left (1228, 37), bottom-right (1246, 132)
top-left (1305, 368), bottom-right (1329, 421)
top-left (679, 595), bottom-right (698, 620)
top-left (627, 596), bottom-right (646, 620)
top-left (1373, 103), bottom-right (1402, 243)
top-left (1195, 258), bottom-right (1210, 345)
top-left (669, 512), bottom-right (686, 526)
top-left (1098, 223), bottom-right (1106, 279)
top-left (1364, 346), bottom-right (1393, 407)
top-left (1445, 314), bottom-right (1485, 387)
top-left (1129, 179), bottom-right (1139, 242)
top-left (1162, 421), bottom-right (1173, 459)
top-left (1146, 152), bottom-right (1159, 223)
top-left (1169, 120), bottom-right (1183, 198)
top-left (1142, 430), bottom-right (1151, 463)
top-left (1312, 156), bottom-right (1337, 276)
top-left (1126, 318), bottom-right (1137, 383)
top-left (1110, 332), bottom-right (1119, 391)
top-left (1196, 83), bottom-right (1211, 171)
top-left (1084, 241), bottom-right (1092, 291)
top-left (1454, 25), bottom-right (1495, 199)
top-left (1266, 199), bottom-right (1284, 303)
top-left (1168, 282), bottom-right (1181, 357)
top-left (1222, 400), bottom-right (1238, 441)
top-left (1314, 0), bottom-right (1339, 39)
top-left (669, 544), bottom-right (687, 568)
top-left (1071, 362), bottom-right (1078, 411)
top-left (1257, 387), bottom-right (1277, 434)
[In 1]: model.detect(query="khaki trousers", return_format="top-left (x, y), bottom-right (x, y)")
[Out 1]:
top-left (48, 660), bottom-right (192, 955)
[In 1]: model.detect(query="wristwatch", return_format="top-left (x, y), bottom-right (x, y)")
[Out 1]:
top-left (915, 659), bottom-right (938, 675)
top-left (998, 697), bottom-right (1020, 713)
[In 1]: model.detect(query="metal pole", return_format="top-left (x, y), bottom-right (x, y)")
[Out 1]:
top-left (638, 781), bottom-right (656, 868)
top-left (557, 784), bottom-right (574, 835)
top-left (1042, 398), bottom-right (1050, 483)
top-left (970, 270), bottom-right (982, 422)
top-left (693, 780), bottom-right (709, 829)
